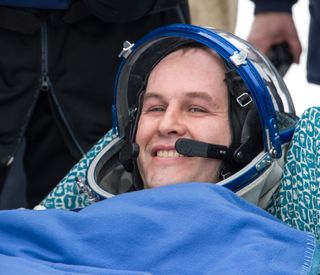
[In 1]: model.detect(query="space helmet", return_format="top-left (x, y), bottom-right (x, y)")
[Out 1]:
top-left (86, 24), bottom-right (297, 207)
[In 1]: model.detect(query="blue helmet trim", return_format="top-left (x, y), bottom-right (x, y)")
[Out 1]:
top-left (113, 24), bottom-right (285, 158)
top-left (222, 165), bottom-right (264, 192)
top-left (280, 128), bottom-right (296, 144)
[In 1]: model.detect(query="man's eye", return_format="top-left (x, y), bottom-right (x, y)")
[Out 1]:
top-left (189, 106), bottom-right (206, 113)
top-left (147, 106), bottom-right (166, 112)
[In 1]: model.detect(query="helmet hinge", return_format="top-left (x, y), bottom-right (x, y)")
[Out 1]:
top-left (76, 176), bottom-right (100, 202)
top-left (255, 154), bottom-right (273, 171)
top-left (118, 41), bottom-right (135, 59)
top-left (230, 49), bottom-right (248, 66)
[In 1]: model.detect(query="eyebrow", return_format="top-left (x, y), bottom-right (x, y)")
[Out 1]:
top-left (183, 91), bottom-right (215, 102)
top-left (143, 91), bottom-right (215, 103)
top-left (142, 92), bottom-right (164, 101)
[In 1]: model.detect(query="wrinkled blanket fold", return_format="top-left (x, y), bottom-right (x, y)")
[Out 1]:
top-left (0, 183), bottom-right (318, 274)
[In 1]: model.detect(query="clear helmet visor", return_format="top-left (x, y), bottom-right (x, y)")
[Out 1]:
top-left (87, 24), bottom-right (297, 199)
top-left (217, 30), bottom-right (296, 135)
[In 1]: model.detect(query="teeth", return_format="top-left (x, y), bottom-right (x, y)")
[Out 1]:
top-left (156, 150), bottom-right (183, 157)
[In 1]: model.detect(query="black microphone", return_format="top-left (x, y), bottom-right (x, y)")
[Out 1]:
top-left (175, 138), bottom-right (234, 160)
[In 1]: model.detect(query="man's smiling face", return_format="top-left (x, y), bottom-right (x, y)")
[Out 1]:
top-left (135, 47), bottom-right (231, 189)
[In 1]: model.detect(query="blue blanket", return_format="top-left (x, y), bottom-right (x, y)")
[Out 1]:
top-left (0, 183), bottom-right (319, 274)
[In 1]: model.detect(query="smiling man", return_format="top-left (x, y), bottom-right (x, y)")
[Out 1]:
top-left (39, 25), bottom-right (299, 207)
top-left (136, 47), bottom-right (231, 188)
top-left (0, 24), bottom-right (319, 274)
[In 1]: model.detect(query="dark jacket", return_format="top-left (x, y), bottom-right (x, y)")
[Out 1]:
top-left (251, 0), bottom-right (320, 84)
top-left (0, 0), bottom-right (190, 168)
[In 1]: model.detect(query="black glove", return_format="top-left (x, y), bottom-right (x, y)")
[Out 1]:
top-left (266, 43), bottom-right (293, 77)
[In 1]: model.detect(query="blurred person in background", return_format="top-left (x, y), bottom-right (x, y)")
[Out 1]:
top-left (0, 0), bottom-right (189, 208)
top-left (248, 0), bottom-right (320, 84)
top-left (189, 0), bottom-right (238, 33)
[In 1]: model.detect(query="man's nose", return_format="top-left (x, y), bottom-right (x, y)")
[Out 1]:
top-left (158, 108), bottom-right (187, 136)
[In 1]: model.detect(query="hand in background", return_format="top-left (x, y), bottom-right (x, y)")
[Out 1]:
top-left (247, 12), bottom-right (302, 64)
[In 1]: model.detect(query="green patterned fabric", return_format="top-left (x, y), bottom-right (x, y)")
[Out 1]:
top-left (38, 129), bottom-right (117, 210)
top-left (268, 107), bottom-right (320, 239)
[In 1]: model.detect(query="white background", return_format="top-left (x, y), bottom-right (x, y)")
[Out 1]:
top-left (236, 0), bottom-right (320, 116)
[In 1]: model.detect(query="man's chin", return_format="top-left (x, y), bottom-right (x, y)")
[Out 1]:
top-left (146, 178), bottom-right (190, 189)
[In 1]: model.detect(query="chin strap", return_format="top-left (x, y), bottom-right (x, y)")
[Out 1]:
top-left (118, 141), bottom-right (144, 191)
top-left (118, 141), bottom-right (139, 172)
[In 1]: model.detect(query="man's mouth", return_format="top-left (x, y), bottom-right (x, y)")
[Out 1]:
top-left (156, 150), bottom-right (183, 158)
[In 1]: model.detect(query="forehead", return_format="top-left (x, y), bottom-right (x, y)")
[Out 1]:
top-left (151, 46), bottom-right (225, 73)
top-left (145, 47), bottom-right (228, 101)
